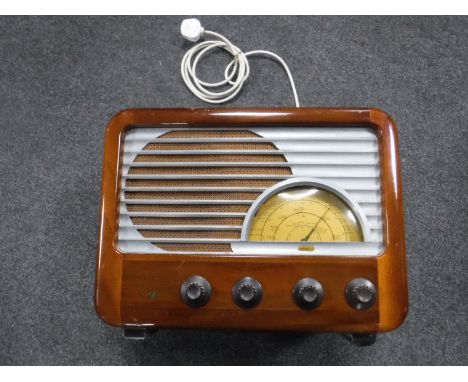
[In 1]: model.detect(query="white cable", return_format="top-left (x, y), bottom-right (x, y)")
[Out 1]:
top-left (180, 20), bottom-right (300, 107)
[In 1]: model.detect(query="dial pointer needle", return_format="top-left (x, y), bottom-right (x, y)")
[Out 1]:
top-left (301, 208), bottom-right (329, 242)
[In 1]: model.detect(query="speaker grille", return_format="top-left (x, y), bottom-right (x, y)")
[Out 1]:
top-left (118, 126), bottom-right (384, 254)
top-left (120, 130), bottom-right (292, 252)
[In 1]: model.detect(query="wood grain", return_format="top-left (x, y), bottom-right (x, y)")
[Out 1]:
top-left (94, 108), bottom-right (407, 332)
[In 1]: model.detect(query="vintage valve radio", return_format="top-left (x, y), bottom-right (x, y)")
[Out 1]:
top-left (94, 107), bottom-right (408, 345)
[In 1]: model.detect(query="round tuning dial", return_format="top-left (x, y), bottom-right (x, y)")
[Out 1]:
top-left (232, 277), bottom-right (263, 308)
top-left (293, 278), bottom-right (324, 310)
top-left (181, 275), bottom-right (211, 307)
top-left (345, 278), bottom-right (376, 310)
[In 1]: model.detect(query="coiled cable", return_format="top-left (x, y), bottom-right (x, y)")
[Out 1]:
top-left (180, 29), bottom-right (300, 106)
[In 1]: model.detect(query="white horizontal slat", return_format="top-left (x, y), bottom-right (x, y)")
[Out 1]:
top-left (122, 153), bottom-right (380, 165)
top-left (121, 181), bottom-right (380, 192)
top-left (123, 169), bottom-right (379, 180)
top-left (120, 225), bottom-right (242, 230)
top-left (120, 211), bottom-right (246, 217)
top-left (119, 236), bottom-right (239, 243)
top-left (367, 215), bottom-right (382, 228)
top-left (125, 149), bottom-right (285, 154)
top-left (123, 165), bottom-right (380, 177)
top-left (121, 186), bottom-right (267, 192)
top-left (347, 190), bottom-right (381, 203)
top-left (370, 231), bottom-right (383, 242)
top-left (125, 147), bottom-right (375, 155)
top-left (123, 161), bottom-right (377, 170)
top-left (124, 126), bottom-right (377, 141)
top-left (250, 127), bottom-right (378, 141)
top-left (125, 137), bottom-right (377, 143)
top-left (120, 199), bottom-right (254, 206)
top-left (123, 174), bottom-right (290, 180)
top-left (318, 178), bottom-right (381, 190)
top-left (231, 241), bottom-right (384, 256)
top-left (286, 166), bottom-right (380, 178)
top-left (368, 222), bottom-right (382, 230)
top-left (359, 203), bottom-right (381, 216)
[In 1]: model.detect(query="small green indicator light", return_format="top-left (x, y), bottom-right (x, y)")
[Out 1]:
top-left (145, 291), bottom-right (160, 299)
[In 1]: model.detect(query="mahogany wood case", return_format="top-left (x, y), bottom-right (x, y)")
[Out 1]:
top-left (94, 108), bottom-right (408, 333)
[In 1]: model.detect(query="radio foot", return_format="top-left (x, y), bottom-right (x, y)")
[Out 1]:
top-left (349, 333), bottom-right (377, 346)
top-left (122, 327), bottom-right (156, 340)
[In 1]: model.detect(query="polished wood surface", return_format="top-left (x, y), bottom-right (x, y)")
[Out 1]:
top-left (94, 108), bottom-right (408, 332)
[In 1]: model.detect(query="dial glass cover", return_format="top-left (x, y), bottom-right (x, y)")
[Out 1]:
top-left (247, 186), bottom-right (364, 243)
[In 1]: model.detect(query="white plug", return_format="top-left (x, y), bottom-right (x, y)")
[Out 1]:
top-left (180, 18), bottom-right (204, 42)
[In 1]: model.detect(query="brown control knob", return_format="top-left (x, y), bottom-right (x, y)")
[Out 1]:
top-left (232, 277), bottom-right (263, 308)
top-left (181, 275), bottom-right (211, 307)
top-left (345, 278), bottom-right (376, 310)
top-left (293, 278), bottom-right (324, 310)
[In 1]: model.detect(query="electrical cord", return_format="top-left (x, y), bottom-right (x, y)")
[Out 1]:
top-left (180, 19), bottom-right (300, 107)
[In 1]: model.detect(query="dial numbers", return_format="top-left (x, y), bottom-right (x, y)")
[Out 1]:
top-left (248, 187), bottom-right (363, 242)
